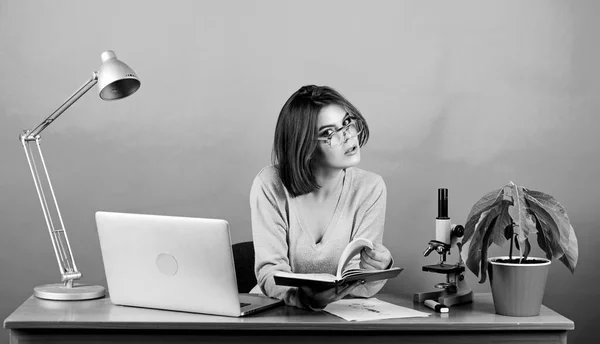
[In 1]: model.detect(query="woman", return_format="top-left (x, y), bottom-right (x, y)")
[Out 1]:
top-left (250, 85), bottom-right (393, 310)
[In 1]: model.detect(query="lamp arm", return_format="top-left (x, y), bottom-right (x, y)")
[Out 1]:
top-left (19, 72), bottom-right (99, 287)
top-left (24, 72), bottom-right (98, 139)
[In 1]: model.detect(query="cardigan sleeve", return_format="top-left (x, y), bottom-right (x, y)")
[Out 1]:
top-left (249, 171), bottom-right (308, 309)
top-left (345, 176), bottom-right (392, 297)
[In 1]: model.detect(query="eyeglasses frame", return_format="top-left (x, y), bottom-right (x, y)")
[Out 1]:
top-left (316, 119), bottom-right (362, 148)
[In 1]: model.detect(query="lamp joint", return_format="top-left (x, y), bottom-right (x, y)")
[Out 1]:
top-left (20, 130), bottom-right (38, 142)
top-left (61, 271), bottom-right (82, 282)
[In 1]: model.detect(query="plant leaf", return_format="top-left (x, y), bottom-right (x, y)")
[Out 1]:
top-left (463, 188), bottom-right (504, 245)
top-left (506, 183), bottom-right (537, 253)
top-left (529, 208), bottom-right (563, 261)
top-left (465, 211), bottom-right (491, 277)
top-left (462, 187), bottom-right (514, 266)
top-left (523, 189), bottom-right (578, 273)
top-left (522, 238), bottom-right (531, 260)
top-left (465, 206), bottom-right (500, 279)
top-left (478, 215), bottom-right (498, 284)
top-left (490, 198), bottom-right (513, 246)
top-left (463, 186), bottom-right (515, 279)
top-left (504, 224), bottom-right (514, 240)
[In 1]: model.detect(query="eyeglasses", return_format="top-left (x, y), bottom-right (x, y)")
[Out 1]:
top-left (316, 120), bottom-right (362, 147)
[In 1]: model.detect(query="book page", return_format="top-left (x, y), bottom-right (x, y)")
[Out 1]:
top-left (324, 298), bottom-right (430, 321)
top-left (340, 268), bottom-right (386, 279)
top-left (336, 238), bottom-right (373, 279)
top-left (274, 271), bottom-right (337, 283)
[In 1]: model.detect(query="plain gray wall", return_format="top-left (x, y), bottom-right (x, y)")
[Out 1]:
top-left (1, 0), bottom-right (598, 343)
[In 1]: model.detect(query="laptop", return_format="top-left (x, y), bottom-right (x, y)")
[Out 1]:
top-left (95, 211), bottom-right (283, 317)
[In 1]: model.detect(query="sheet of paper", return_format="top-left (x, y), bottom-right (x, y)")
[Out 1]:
top-left (324, 298), bottom-right (430, 322)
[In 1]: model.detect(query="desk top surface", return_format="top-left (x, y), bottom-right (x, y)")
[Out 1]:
top-left (4, 293), bottom-right (573, 331)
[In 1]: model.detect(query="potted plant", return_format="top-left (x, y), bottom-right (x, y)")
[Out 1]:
top-left (461, 181), bottom-right (578, 316)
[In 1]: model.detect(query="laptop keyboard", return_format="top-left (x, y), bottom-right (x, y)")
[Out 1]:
top-left (240, 302), bottom-right (251, 308)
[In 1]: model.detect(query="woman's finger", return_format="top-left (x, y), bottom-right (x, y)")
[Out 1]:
top-left (336, 281), bottom-right (362, 299)
top-left (360, 250), bottom-right (383, 270)
top-left (364, 246), bottom-right (388, 262)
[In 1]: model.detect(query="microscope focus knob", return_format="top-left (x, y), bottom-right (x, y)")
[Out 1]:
top-left (452, 224), bottom-right (465, 238)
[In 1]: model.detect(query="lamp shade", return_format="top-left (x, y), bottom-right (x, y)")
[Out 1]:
top-left (97, 50), bottom-right (141, 100)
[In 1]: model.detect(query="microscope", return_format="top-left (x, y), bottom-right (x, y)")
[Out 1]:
top-left (414, 188), bottom-right (473, 307)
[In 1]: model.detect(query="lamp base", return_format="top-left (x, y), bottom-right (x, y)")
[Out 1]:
top-left (34, 283), bottom-right (105, 301)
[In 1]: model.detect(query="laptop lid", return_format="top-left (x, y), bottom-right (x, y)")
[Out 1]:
top-left (95, 211), bottom-right (280, 317)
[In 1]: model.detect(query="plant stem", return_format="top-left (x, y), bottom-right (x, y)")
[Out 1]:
top-left (510, 181), bottom-right (524, 263)
top-left (509, 233), bottom-right (513, 261)
top-left (512, 182), bottom-right (521, 236)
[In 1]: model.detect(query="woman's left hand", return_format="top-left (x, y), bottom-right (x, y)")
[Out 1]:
top-left (359, 243), bottom-right (392, 270)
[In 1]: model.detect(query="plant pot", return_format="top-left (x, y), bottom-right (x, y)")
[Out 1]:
top-left (487, 256), bottom-right (551, 316)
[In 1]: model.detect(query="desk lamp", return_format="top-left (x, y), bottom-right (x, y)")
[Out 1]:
top-left (19, 50), bottom-right (140, 301)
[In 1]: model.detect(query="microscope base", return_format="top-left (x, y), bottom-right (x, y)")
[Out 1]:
top-left (414, 287), bottom-right (473, 307)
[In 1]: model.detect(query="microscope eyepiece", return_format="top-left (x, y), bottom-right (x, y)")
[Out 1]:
top-left (437, 188), bottom-right (449, 219)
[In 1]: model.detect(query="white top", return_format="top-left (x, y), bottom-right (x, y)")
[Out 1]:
top-left (250, 165), bottom-right (389, 308)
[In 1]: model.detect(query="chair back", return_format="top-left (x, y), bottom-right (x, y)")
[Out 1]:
top-left (231, 241), bottom-right (257, 293)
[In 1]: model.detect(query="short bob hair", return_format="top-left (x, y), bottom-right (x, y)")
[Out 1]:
top-left (272, 85), bottom-right (370, 197)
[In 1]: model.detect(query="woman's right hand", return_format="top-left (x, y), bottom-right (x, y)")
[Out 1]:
top-left (299, 281), bottom-right (362, 310)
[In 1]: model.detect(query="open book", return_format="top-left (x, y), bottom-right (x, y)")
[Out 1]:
top-left (273, 238), bottom-right (403, 289)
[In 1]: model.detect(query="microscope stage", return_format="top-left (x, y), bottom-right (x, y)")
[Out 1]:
top-left (422, 264), bottom-right (465, 274)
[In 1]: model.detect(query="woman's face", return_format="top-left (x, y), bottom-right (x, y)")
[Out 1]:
top-left (313, 104), bottom-right (361, 170)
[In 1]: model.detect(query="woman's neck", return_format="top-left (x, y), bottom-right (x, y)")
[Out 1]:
top-left (311, 168), bottom-right (345, 201)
